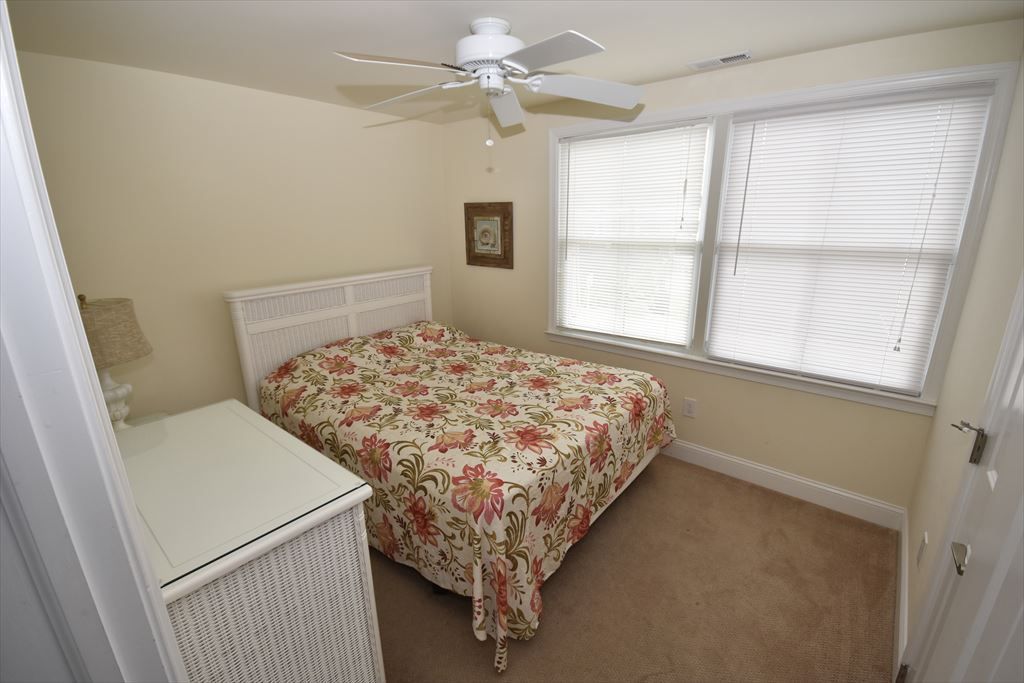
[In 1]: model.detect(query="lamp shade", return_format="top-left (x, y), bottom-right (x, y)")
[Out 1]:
top-left (78, 296), bottom-right (152, 370)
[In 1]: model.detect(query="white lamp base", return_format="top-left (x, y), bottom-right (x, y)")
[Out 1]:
top-left (99, 368), bottom-right (133, 430)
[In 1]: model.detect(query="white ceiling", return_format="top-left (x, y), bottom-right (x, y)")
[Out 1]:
top-left (9, 0), bottom-right (1023, 124)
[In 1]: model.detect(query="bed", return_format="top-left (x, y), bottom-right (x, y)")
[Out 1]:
top-left (225, 267), bottom-right (675, 671)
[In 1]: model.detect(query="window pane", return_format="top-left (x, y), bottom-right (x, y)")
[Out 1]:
top-left (707, 96), bottom-right (989, 394)
top-left (556, 123), bottom-right (711, 346)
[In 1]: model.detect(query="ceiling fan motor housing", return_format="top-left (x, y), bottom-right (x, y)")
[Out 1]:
top-left (340, 16), bottom-right (639, 128)
top-left (456, 17), bottom-right (524, 94)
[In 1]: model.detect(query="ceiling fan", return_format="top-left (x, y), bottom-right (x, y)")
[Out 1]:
top-left (335, 17), bottom-right (642, 129)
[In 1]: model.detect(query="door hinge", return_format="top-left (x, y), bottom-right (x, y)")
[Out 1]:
top-left (950, 420), bottom-right (987, 464)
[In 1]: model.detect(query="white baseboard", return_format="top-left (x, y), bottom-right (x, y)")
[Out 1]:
top-left (662, 439), bottom-right (906, 530)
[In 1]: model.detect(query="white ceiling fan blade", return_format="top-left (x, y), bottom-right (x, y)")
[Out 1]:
top-left (335, 51), bottom-right (468, 76)
top-left (529, 74), bottom-right (641, 109)
top-left (489, 88), bottom-right (524, 128)
top-left (366, 83), bottom-right (446, 109)
top-left (500, 31), bottom-right (604, 73)
top-left (365, 80), bottom-right (477, 109)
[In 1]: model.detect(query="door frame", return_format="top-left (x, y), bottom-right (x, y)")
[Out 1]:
top-left (0, 2), bottom-right (185, 680)
top-left (902, 274), bottom-right (1024, 680)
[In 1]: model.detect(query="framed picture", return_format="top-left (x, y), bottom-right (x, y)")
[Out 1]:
top-left (464, 202), bottom-right (513, 269)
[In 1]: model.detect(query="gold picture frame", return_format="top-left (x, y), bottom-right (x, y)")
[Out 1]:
top-left (464, 202), bottom-right (513, 269)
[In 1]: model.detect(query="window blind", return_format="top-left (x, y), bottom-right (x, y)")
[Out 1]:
top-left (556, 123), bottom-right (711, 347)
top-left (707, 94), bottom-right (990, 394)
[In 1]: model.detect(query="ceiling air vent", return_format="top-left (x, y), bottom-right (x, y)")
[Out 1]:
top-left (688, 50), bottom-right (752, 71)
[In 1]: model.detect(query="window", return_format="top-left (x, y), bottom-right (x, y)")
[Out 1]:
top-left (550, 66), bottom-right (1014, 412)
top-left (707, 94), bottom-right (990, 394)
top-left (555, 122), bottom-right (711, 347)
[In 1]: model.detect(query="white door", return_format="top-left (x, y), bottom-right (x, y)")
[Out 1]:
top-left (1, 2), bottom-right (185, 679)
top-left (912, 278), bottom-right (1024, 683)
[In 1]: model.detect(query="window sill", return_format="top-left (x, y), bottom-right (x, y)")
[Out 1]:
top-left (545, 328), bottom-right (937, 416)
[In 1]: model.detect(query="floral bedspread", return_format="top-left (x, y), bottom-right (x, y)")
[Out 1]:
top-left (259, 322), bottom-right (675, 671)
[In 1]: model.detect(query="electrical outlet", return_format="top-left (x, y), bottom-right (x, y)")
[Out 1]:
top-left (683, 398), bottom-right (698, 418)
top-left (916, 531), bottom-right (929, 567)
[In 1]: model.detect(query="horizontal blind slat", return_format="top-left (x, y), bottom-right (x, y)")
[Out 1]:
top-left (557, 122), bottom-right (711, 346)
top-left (707, 94), bottom-right (988, 393)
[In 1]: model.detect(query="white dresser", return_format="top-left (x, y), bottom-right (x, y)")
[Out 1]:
top-left (118, 399), bottom-right (385, 683)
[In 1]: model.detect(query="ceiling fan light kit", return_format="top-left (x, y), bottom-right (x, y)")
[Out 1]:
top-left (336, 17), bottom-right (642, 130)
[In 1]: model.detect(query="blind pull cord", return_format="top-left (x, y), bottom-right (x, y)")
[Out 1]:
top-left (893, 101), bottom-right (956, 352)
top-left (679, 132), bottom-right (693, 230)
top-left (733, 122), bottom-right (758, 276)
top-left (563, 144), bottom-right (571, 262)
top-left (679, 179), bottom-right (689, 229)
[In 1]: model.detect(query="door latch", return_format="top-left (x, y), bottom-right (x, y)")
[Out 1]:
top-left (950, 420), bottom-right (987, 464)
top-left (951, 541), bottom-right (970, 576)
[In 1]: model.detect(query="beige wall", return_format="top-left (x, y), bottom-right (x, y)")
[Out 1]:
top-left (441, 19), bottom-right (1024, 508)
top-left (17, 19), bottom-right (1024, 618)
top-left (907, 67), bottom-right (1024, 629)
top-left (17, 52), bottom-right (452, 418)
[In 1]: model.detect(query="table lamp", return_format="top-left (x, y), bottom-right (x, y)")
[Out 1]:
top-left (78, 295), bottom-right (152, 430)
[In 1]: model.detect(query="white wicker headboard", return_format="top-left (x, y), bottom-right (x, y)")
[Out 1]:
top-left (224, 267), bottom-right (433, 410)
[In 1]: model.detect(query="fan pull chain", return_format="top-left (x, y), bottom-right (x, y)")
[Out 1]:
top-left (483, 117), bottom-right (495, 149)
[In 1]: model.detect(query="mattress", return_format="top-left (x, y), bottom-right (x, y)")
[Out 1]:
top-left (259, 321), bottom-right (675, 670)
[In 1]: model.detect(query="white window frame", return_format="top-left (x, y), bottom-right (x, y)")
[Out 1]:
top-left (553, 118), bottom-right (716, 350)
top-left (548, 63), bottom-right (1019, 416)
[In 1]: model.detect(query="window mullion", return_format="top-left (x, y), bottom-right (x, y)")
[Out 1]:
top-left (690, 115), bottom-right (730, 355)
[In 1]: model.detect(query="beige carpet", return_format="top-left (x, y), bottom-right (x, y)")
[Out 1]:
top-left (369, 455), bottom-right (897, 683)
